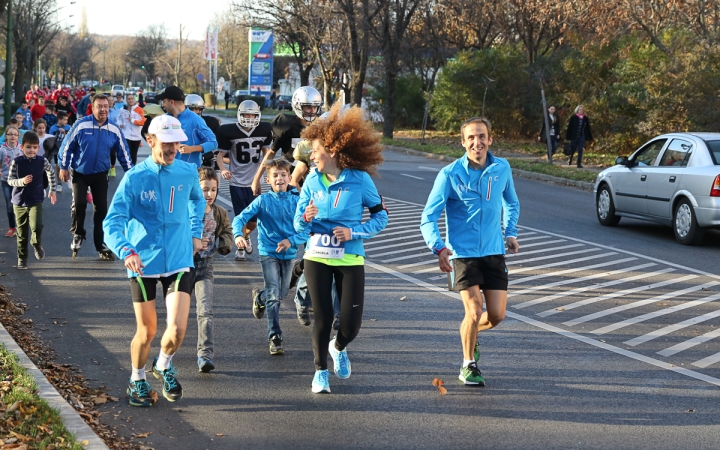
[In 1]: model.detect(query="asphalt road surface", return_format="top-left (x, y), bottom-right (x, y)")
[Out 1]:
top-left (2, 142), bottom-right (720, 449)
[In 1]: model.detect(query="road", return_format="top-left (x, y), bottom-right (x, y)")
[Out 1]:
top-left (2, 142), bottom-right (720, 449)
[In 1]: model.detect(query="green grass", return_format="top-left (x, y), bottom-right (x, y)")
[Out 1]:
top-left (506, 158), bottom-right (599, 183)
top-left (0, 344), bottom-right (83, 449)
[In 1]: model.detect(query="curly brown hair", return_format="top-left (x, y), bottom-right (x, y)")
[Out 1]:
top-left (301, 102), bottom-right (383, 175)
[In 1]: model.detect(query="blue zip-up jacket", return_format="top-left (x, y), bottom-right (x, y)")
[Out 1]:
top-left (58, 115), bottom-right (133, 175)
top-left (15, 107), bottom-right (32, 130)
top-left (421, 153), bottom-right (520, 259)
top-left (103, 158), bottom-right (206, 278)
top-left (232, 187), bottom-right (310, 260)
top-left (170, 109), bottom-right (218, 168)
top-left (294, 168), bottom-right (388, 258)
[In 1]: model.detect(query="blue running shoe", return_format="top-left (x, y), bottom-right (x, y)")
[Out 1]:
top-left (197, 356), bottom-right (215, 373)
top-left (127, 379), bottom-right (156, 407)
top-left (328, 337), bottom-right (351, 379)
top-left (311, 370), bottom-right (331, 394)
top-left (151, 357), bottom-right (183, 402)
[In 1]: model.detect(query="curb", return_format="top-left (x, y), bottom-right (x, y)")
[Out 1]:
top-left (384, 145), bottom-right (595, 191)
top-left (0, 326), bottom-right (110, 450)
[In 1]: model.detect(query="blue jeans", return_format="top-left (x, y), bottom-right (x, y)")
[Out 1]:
top-left (294, 270), bottom-right (340, 317)
top-left (260, 256), bottom-right (295, 340)
top-left (2, 180), bottom-right (15, 228)
top-left (192, 257), bottom-right (215, 358)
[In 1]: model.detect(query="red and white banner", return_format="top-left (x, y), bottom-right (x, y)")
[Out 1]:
top-left (202, 27), bottom-right (218, 61)
top-left (202, 28), bottom-right (210, 60)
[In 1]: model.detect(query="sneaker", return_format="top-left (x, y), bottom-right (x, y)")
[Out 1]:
top-left (269, 334), bottom-right (284, 355)
top-left (235, 249), bottom-right (246, 261)
top-left (197, 356), bottom-right (215, 373)
top-left (328, 337), bottom-right (351, 379)
top-left (109, 167), bottom-right (116, 177)
top-left (252, 288), bottom-right (265, 319)
top-left (127, 379), bottom-right (156, 407)
top-left (459, 362), bottom-right (485, 386)
top-left (99, 245), bottom-right (116, 261)
top-left (311, 369), bottom-right (331, 394)
top-left (55, 184), bottom-right (62, 193)
top-left (296, 305), bottom-right (310, 326)
top-left (474, 340), bottom-right (480, 363)
top-left (151, 357), bottom-right (183, 402)
top-left (33, 245), bottom-right (45, 260)
top-left (244, 238), bottom-right (253, 254)
top-left (17, 259), bottom-right (27, 270)
top-left (5, 228), bottom-right (16, 238)
top-left (332, 314), bottom-right (340, 331)
top-left (86, 192), bottom-right (93, 204)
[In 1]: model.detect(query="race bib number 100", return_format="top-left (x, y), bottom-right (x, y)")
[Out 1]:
top-left (306, 233), bottom-right (345, 259)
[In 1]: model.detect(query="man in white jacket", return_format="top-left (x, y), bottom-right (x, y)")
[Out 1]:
top-left (116, 94), bottom-right (147, 165)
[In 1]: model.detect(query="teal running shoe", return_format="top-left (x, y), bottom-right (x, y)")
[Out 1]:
top-left (127, 379), bottom-right (156, 407)
top-left (151, 357), bottom-right (183, 402)
top-left (328, 337), bottom-right (351, 379)
top-left (312, 369), bottom-right (331, 394)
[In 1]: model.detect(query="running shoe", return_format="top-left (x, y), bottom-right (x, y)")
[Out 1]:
top-left (269, 334), bottom-right (284, 355)
top-left (55, 184), bottom-right (62, 193)
top-left (244, 238), bottom-right (253, 254)
top-left (296, 305), bottom-right (310, 326)
top-left (17, 259), bottom-right (27, 270)
top-left (127, 379), bottom-right (156, 407)
top-left (5, 228), bottom-right (16, 238)
top-left (459, 362), bottom-right (485, 386)
top-left (197, 356), bottom-right (215, 373)
top-left (252, 288), bottom-right (265, 319)
top-left (332, 314), bottom-right (340, 331)
top-left (33, 244), bottom-right (45, 260)
top-left (109, 167), bottom-right (116, 177)
top-left (99, 245), bottom-right (116, 261)
top-left (235, 249), bottom-right (246, 261)
top-left (474, 340), bottom-right (480, 363)
top-left (311, 369), bottom-right (331, 394)
top-left (86, 192), bottom-right (93, 204)
top-left (328, 337), bottom-right (351, 379)
top-left (151, 357), bottom-right (183, 402)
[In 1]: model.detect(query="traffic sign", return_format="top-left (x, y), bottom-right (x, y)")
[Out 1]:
top-left (197, 73), bottom-right (204, 81)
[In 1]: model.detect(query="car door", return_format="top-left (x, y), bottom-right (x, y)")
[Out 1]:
top-left (613, 138), bottom-right (668, 214)
top-left (645, 138), bottom-right (693, 219)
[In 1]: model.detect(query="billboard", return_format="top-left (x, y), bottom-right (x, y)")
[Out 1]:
top-left (248, 29), bottom-right (273, 96)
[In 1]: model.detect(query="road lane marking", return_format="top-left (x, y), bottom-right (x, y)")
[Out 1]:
top-left (398, 260), bottom-right (438, 269)
top-left (400, 173), bottom-right (424, 180)
top-left (368, 241), bottom-right (429, 257)
top-left (418, 166), bottom-right (440, 171)
top-left (658, 328), bottom-right (720, 357)
top-left (383, 253), bottom-right (434, 263)
top-left (509, 252), bottom-right (617, 275)
top-left (510, 258), bottom-right (637, 286)
top-left (365, 237), bottom-right (427, 248)
top-left (692, 352), bottom-right (720, 368)
top-left (518, 239), bottom-right (566, 249)
top-left (413, 266), bottom-right (443, 274)
top-left (625, 305), bottom-right (720, 347)
top-left (505, 244), bottom-right (585, 257)
top-left (507, 248), bottom-right (604, 267)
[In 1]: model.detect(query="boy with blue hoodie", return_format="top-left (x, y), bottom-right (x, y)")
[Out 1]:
top-left (233, 159), bottom-right (309, 355)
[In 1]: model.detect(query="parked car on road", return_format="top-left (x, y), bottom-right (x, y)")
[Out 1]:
top-left (595, 132), bottom-right (720, 245)
top-left (111, 85), bottom-right (125, 97)
top-left (143, 91), bottom-right (158, 104)
top-left (276, 94), bottom-right (292, 110)
top-left (233, 89), bottom-right (249, 105)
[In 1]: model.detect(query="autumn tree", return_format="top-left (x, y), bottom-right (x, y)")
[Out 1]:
top-left (128, 24), bottom-right (167, 84)
top-left (216, 8), bottom-right (249, 92)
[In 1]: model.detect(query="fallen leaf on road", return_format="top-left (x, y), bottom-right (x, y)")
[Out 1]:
top-left (702, 288), bottom-right (710, 291)
top-left (432, 378), bottom-right (447, 395)
top-left (133, 431), bottom-right (152, 438)
top-left (79, 440), bottom-right (90, 445)
top-left (149, 391), bottom-right (159, 403)
top-left (216, 433), bottom-right (225, 436)
top-left (556, 308), bottom-right (565, 311)
top-left (93, 396), bottom-right (107, 405)
top-left (399, 296), bottom-right (407, 301)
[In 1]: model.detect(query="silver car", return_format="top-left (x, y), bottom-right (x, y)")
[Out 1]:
top-left (595, 132), bottom-right (720, 245)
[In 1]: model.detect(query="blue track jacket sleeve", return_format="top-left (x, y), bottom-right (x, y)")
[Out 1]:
top-left (188, 174), bottom-right (205, 239)
top-left (294, 183), bottom-right (312, 234)
top-left (195, 118), bottom-right (218, 153)
top-left (420, 169), bottom-right (451, 254)
top-left (232, 196), bottom-right (263, 238)
top-left (114, 131), bottom-right (133, 172)
top-left (502, 173), bottom-right (520, 238)
top-left (103, 175), bottom-right (137, 260)
top-left (288, 225), bottom-right (310, 247)
top-left (350, 174), bottom-right (388, 239)
top-left (58, 121), bottom-right (81, 170)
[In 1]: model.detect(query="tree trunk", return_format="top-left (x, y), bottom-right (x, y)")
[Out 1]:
top-left (382, 69), bottom-right (397, 138)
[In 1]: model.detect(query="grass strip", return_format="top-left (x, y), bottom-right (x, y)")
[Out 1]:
top-left (0, 344), bottom-right (83, 449)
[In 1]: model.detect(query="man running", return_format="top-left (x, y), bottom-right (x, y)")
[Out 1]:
top-left (103, 115), bottom-right (205, 407)
top-left (216, 100), bottom-right (273, 261)
top-left (420, 117), bottom-right (520, 387)
top-left (58, 94), bottom-right (133, 260)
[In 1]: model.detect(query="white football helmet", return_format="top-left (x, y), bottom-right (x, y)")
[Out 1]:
top-left (291, 86), bottom-right (323, 122)
top-left (184, 94), bottom-right (205, 113)
top-left (237, 100), bottom-right (261, 128)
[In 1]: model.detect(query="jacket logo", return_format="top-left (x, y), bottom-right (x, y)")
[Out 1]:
top-left (494, 176), bottom-right (499, 181)
top-left (313, 190), bottom-right (325, 201)
top-left (140, 190), bottom-right (157, 202)
top-left (458, 184), bottom-right (469, 193)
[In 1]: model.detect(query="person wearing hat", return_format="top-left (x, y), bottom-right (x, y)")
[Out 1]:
top-left (103, 114), bottom-right (206, 407)
top-left (157, 86), bottom-right (217, 168)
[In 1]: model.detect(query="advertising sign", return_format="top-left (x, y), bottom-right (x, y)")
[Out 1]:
top-left (248, 29), bottom-right (273, 96)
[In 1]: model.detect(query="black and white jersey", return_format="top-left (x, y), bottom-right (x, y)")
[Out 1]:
top-left (216, 121), bottom-right (273, 187)
top-left (271, 113), bottom-right (306, 162)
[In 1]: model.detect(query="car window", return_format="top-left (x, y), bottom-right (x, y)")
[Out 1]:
top-left (633, 139), bottom-right (667, 166)
top-left (705, 140), bottom-right (720, 165)
top-left (658, 139), bottom-right (693, 167)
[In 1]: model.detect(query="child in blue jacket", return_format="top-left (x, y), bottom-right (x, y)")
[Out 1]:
top-left (233, 159), bottom-right (310, 355)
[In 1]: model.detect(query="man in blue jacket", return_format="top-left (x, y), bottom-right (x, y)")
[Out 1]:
top-left (157, 86), bottom-right (217, 168)
top-left (58, 94), bottom-right (133, 260)
top-left (420, 117), bottom-right (520, 387)
top-left (103, 115), bottom-right (205, 407)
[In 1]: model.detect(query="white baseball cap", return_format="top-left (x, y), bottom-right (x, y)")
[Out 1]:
top-left (147, 115), bottom-right (188, 143)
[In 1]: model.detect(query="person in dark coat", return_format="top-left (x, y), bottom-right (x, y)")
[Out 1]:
top-left (538, 105), bottom-right (560, 156)
top-left (565, 105), bottom-right (593, 168)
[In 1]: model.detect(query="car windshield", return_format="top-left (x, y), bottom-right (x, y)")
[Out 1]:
top-left (705, 140), bottom-right (720, 165)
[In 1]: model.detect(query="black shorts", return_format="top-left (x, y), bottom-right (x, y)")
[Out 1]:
top-left (451, 255), bottom-right (508, 291)
top-left (129, 271), bottom-right (193, 303)
top-left (229, 185), bottom-right (257, 223)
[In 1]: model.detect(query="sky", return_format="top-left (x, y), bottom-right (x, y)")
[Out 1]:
top-left (60, 0), bottom-right (234, 40)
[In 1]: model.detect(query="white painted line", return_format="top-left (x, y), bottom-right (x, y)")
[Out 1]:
top-left (510, 257), bottom-right (637, 286)
top-left (380, 218), bottom-right (421, 226)
top-left (418, 165), bottom-right (440, 171)
top-left (509, 252), bottom-right (616, 275)
top-left (400, 173), bottom-right (424, 180)
top-left (507, 248), bottom-right (603, 267)
top-left (692, 351), bottom-right (720, 368)
top-left (216, 195), bottom-right (233, 208)
top-left (365, 260), bottom-right (720, 387)
top-left (398, 259), bottom-right (438, 269)
top-left (658, 328), bottom-right (720, 357)
top-left (383, 211), bottom-right (423, 218)
top-left (564, 281), bottom-right (720, 327)
top-left (515, 235), bottom-right (561, 243)
top-left (368, 242), bottom-right (428, 257)
top-left (429, 274), bottom-right (447, 281)
top-left (517, 239), bottom-right (566, 249)
top-left (594, 292), bottom-right (720, 336)
top-left (505, 244), bottom-right (585, 258)
top-left (383, 252), bottom-right (434, 263)
top-left (625, 304), bottom-right (720, 347)
top-left (365, 237), bottom-right (426, 248)
top-left (378, 224), bottom-right (441, 235)
top-left (536, 268), bottom-right (678, 316)
top-left (413, 266), bottom-right (442, 274)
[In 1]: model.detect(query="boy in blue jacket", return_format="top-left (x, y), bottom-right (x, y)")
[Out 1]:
top-left (233, 159), bottom-right (309, 355)
top-left (103, 115), bottom-right (205, 407)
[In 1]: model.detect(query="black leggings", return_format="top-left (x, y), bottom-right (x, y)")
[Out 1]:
top-left (305, 260), bottom-right (365, 371)
top-left (127, 140), bottom-right (140, 166)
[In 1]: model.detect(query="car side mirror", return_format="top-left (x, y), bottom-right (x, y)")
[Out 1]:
top-left (615, 156), bottom-right (628, 166)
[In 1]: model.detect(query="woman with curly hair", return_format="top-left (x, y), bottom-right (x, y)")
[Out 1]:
top-left (294, 102), bottom-right (388, 394)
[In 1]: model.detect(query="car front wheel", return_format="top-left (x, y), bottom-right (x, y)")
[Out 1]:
top-left (673, 198), bottom-right (705, 245)
top-left (596, 184), bottom-right (621, 226)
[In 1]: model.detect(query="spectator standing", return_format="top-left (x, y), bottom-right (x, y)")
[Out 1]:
top-left (137, 88), bottom-right (145, 107)
top-left (224, 90), bottom-right (230, 110)
top-left (565, 105), bottom-right (594, 168)
top-left (539, 105), bottom-right (560, 156)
